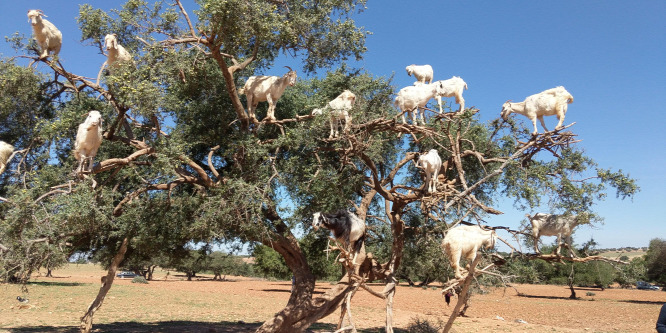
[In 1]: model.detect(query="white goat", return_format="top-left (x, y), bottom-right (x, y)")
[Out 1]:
top-left (96, 34), bottom-right (132, 84)
top-left (74, 111), bottom-right (104, 173)
top-left (0, 141), bottom-right (14, 175)
top-left (416, 149), bottom-right (442, 193)
top-left (311, 90), bottom-right (356, 138)
top-left (312, 210), bottom-right (366, 265)
top-left (501, 86), bottom-right (574, 135)
top-left (405, 64), bottom-right (433, 85)
top-left (527, 213), bottom-right (582, 256)
top-left (239, 66), bottom-right (297, 121)
top-left (441, 224), bottom-right (497, 279)
top-left (433, 76), bottom-right (468, 112)
top-left (394, 81), bottom-right (446, 125)
top-left (27, 10), bottom-right (62, 59)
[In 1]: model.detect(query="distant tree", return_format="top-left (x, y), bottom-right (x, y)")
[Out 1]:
top-left (614, 256), bottom-right (646, 288)
top-left (253, 244), bottom-right (291, 280)
top-left (645, 238), bottom-right (666, 285)
top-left (208, 251), bottom-right (253, 280)
top-left (171, 250), bottom-right (208, 281)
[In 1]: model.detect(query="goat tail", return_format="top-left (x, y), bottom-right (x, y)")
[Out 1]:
top-left (238, 87), bottom-right (245, 95)
top-left (566, 94), bottom-right (574, 104)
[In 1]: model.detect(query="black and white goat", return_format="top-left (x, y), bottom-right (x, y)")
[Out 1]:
top-left (312, 210), bottom-right (366, 265)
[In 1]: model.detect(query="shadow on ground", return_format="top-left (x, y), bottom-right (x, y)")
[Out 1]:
top-left (1, 321), bottom-right (407, 333)
top-left (516, 293), bottom-right (578, 301)
top-left (27, 281), bottom-right (86, 287)
top-left (620, 299), bottom-right (665, 305)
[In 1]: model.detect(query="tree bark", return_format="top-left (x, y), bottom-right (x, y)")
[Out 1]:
top-left (80, 237), bottom-right (129, 333)
top-left (255, 237), bottom-right (364, 333)
top-left (443, 256), bottom-right (482, 333)
top-left (210, 48), bottom-right (251, 130)
top-left (568, 264), bottom-right (577, 299)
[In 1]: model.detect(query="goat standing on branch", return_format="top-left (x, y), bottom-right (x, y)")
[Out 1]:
top-left (0, 141), bottom-right (14, 175)
top-left (415, 149), bottom-right (442, 193)
top-left (27, 10), bottom-right (62, 60)
top-left (394, 81), bottom-right (447, 125)
top-left (311, 90), bottom-right (356, 138)
top-left (96, 34), bottom-right (132, 85)
top-left (74, 111), bottom-right (104, 174)
top-left (239, 66), bottom-right (297, 121)
top-left (405, 64), bottom-right (433, 85)
top-left (501, 86), bottom-right (574, 135)
top-left (433, 76), bottom-right (468, 112)
top-left (312, 210), bottom-right (366, 265)
top-left (442, 224), bottom-right (497, 279)
top-left (527, 213), bottom-right (582, 256)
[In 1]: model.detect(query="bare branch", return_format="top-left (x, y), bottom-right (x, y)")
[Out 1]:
top-left (207, 145), bottom-right (222, 181)
top-left (175, 0), bottom-right (196, 37)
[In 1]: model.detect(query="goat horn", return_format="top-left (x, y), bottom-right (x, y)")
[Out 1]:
top-left (284, 66), bottom-right (293, 72)
top-left (505, 99), bottom-right (512, 104)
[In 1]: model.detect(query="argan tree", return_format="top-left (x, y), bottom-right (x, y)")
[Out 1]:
top-left (0, 1), bottom-right (638, 333)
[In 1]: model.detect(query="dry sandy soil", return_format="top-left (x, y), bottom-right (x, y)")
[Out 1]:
top-left (0, 264), bottom-right (664, 332)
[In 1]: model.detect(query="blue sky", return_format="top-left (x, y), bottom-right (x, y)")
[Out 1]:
top-left (1, 1), bottom-right (664, 250)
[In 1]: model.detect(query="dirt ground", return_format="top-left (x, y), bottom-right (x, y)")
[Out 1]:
top-left (0, 264), bottom-right (664, 332)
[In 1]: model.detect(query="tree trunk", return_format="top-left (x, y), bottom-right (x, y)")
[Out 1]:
top-left (337, 284), bottom-right (360, 333)
top-left (256, 241), bottom-right (365, 333)
top-left (384, 276), bottom-right (397, 333)
top-left (443, 256), bottom-right (482, 333)
top-left (382, 199), bottom-right (406, 333)
top-left (256, 195), bottom-right (401, 333)
top-left (568, 264), bottom-right (577, 299)
top-left (80, 237), bottom-right (129, 333)
top-left (146, 265), bottom-right (155, 281)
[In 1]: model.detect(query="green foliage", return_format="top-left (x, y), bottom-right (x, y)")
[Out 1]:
top-left (168, 249), bottom-right (208, 280)
top-left (501, 146), bottom-right (638, 214)
top-left (299, 233), bottom-right (344, 281)
top-left (395, 213), bottom-right (451, 285)
top-left (253, 231), bottom-right (345, 281)
top-left (503, 258), bottom-right (552, 284)
top-left (195, 0), bottom-right (368, 73)
top-left (645, 238), bottom-right (666, 285)
top-left (207, 251), bottom-right (254, 278)
top-left (252, 244), bottom-right (291, 280)
top-left (614, 256), bottom-right (646, 287)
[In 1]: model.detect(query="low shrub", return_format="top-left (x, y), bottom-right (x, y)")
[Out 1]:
top-left (406, 317), bottom-right (444, 333)
top-left (132, 276), bottom-right (148, 284)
